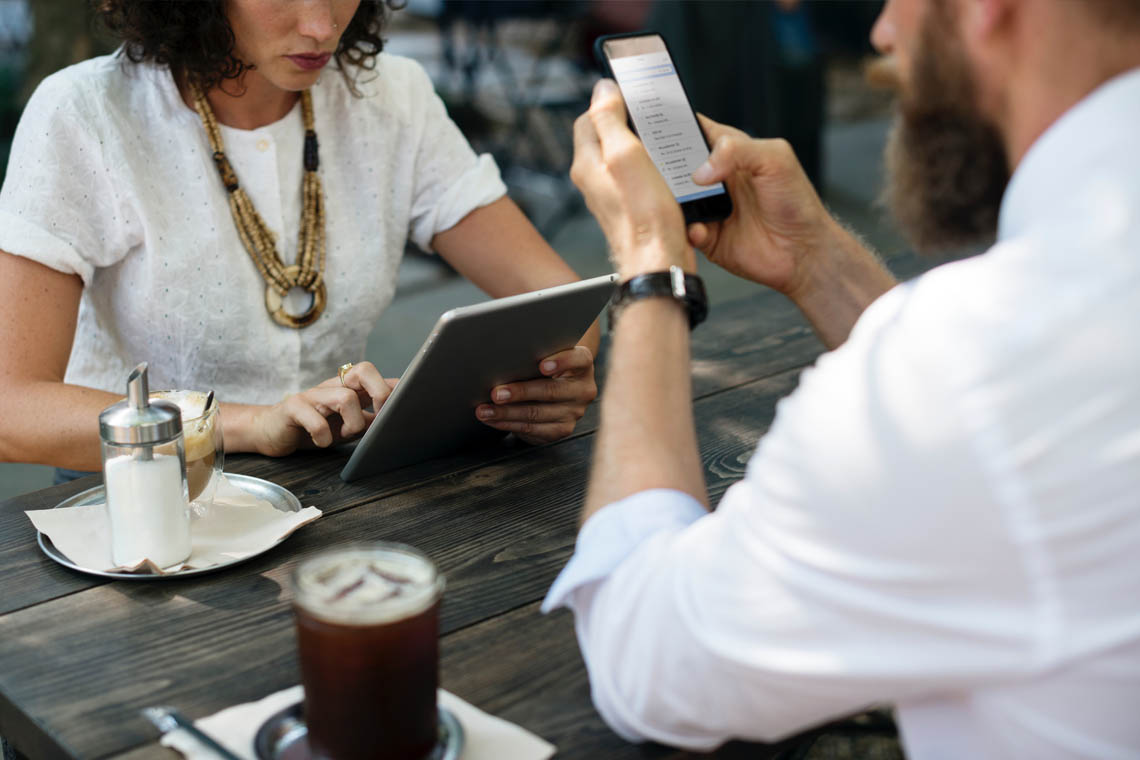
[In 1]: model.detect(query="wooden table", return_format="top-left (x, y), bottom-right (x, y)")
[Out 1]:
top-left (0, 265), bottom-right (931, 759)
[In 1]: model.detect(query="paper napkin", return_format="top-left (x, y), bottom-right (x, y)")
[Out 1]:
top-left (161, 685), bottom-right (557, 760)
top-left (26, 475), bottom-right (321, 574)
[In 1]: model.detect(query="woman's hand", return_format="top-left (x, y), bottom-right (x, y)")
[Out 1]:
top-left (686, 115), bottom-right (839, 298)
top-left (247, 361), bottom-right (397, 457)
top-left (475, 346), bottom-right (597, 444)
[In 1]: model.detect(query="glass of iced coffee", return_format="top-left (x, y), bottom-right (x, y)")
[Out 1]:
top-left (151, 390), bottom-right (223, 504)
top-left (292, 543), bottom-right (445, 760)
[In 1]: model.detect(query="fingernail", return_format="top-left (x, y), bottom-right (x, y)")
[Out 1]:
top-left (692, 161), bottom-right (715, 183)
top-left (494, 388), bottom-right (511, 402)
top-left (542, 360), bottom-right (557, 373)
top-left (477, 406), bottom-right (495, 419)
top-left (593, 79), bottom-right (618, 103)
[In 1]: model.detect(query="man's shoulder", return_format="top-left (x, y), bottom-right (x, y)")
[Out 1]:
top-left (819, 246), bottom-right (1045, 408)
top-left (860, 230), bottom-right (1138, 401)
top-left (882, 246), bottom-right (1037, 343)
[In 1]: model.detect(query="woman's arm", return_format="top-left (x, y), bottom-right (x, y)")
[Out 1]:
top-left (0, 251), bottom-right (396, 469)
top-left (431, 196), bottom-right (601, 354)
top-left (0, 250), bottom-right (117, 470)
top-left (432, 197), bottom-right (603, 443)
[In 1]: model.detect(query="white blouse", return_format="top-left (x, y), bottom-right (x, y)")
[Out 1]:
top-left (0, 52), bottom-right (506, 404)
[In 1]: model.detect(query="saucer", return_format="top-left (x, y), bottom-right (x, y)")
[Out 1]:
top-left (36, 473), bottom-right (302, 580)
top-left (254, 702), bottom-right (463, 760)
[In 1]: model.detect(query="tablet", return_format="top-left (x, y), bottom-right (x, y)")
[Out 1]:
top-left (340, 274), bottom-right (617, 481)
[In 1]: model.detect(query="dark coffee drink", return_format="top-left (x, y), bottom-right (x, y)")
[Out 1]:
top-left (293, 545), bottom-right (444, 760)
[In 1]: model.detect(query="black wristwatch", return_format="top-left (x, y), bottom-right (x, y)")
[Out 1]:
top-left (611, 266), bottom-right (708, 330)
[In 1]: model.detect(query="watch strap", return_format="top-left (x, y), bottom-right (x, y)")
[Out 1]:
top-left (612, 266), bottom-right (708, 330)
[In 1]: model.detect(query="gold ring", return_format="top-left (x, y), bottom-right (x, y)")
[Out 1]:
top-left (338, 362), bottom-right (354, 386)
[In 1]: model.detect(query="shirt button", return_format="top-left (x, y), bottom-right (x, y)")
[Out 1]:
top-left (256, 139), bottom-right (270, 152)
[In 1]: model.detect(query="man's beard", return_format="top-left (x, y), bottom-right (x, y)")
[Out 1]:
top-left (882, 5), bottom-right (1011, 254)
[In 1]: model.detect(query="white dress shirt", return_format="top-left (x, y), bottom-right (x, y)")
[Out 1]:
top-left (545, 68), bottom-right (1140, 759)
top-left (0, 52), bottom-right (505, 403)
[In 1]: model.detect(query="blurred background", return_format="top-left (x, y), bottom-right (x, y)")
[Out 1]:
top-left (1, 0), bottom-right (904, 499)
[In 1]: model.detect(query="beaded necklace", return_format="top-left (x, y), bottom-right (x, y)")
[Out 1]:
top-left (190, 82), bottom-right (327, 328)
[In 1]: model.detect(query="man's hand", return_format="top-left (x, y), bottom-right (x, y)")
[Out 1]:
top-left (248, 361), bottom-right (397, 456)
top-left (476, 345), bottom-right (597, 444)
top-left (571, 80), bottom-right (696, 278)
top-left (688, 115), bottom-right (896, 347)
top-left (687, 115), bottom-right (838, 298)
top-left (570, 81), bottom-right (891, 350)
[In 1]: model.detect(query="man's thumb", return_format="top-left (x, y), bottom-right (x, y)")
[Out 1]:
top-left (692, 159), bottom-right (719, 185)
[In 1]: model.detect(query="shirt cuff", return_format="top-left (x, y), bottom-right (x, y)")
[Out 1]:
top-left (0, 211), bottom-right (94, 286)
top-left (541, 488), bottom-right (707, 614)
top-left (408, 153), bottom-right (508, 252)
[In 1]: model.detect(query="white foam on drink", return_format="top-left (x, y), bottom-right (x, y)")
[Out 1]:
top-left (153, 390), bottom-right (209, 420)
top-left (294, 547), bottom-right (441, 625)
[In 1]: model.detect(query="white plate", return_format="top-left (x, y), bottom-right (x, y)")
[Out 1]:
top-left (37, 473), bottom-right (301, 581)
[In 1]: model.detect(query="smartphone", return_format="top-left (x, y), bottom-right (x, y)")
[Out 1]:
top-left (594, 32), bottom-right (733, 224)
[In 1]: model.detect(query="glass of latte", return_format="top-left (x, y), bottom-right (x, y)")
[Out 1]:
top-left (151, 390), bottom-right (223, 504)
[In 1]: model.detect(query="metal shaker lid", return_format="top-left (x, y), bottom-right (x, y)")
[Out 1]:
top-left (98, 363), bottom-right (183, 445)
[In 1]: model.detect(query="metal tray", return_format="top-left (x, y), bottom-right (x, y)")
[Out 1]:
top-left (36, 473), bottom-right (301, 581)
top-left (254, 702), bottom-right (463, 760)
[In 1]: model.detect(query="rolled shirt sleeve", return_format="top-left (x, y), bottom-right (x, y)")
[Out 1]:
top-left (0, 68), bottom-right (139, 285)
top-left (543, 489), bottom-right (708, 614)
top-left (402, 61), bottom-right (507, 252)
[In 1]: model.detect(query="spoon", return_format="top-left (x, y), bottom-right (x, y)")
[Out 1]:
top-left (197, 390), bottom-right (215, 433)
top-left (141, 705), bottom-right (241, 760)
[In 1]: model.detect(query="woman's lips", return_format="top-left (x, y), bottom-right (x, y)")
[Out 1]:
top-left (287, 53), bottom-right (332, 71)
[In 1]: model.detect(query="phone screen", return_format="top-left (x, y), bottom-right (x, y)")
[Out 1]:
top-left (601, 34), bottom-right (728, 207)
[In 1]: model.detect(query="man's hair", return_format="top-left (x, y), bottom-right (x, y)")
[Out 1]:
top-left (94, 0), bottom-right (401, 92)
top-left (1082, 0), bottom-right (1140, 29)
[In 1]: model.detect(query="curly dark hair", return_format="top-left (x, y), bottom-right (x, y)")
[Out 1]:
top-left (94, 0), bottom-right (402, 92)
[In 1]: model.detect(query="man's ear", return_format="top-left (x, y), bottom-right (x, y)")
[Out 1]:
top-left (962, 0), bottom-right (1015, 40)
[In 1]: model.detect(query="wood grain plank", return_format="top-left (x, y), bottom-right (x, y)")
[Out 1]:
top-left (0, 475), bottom-right (110, 617)
top-left (106, 602), bottom-right (674, 760)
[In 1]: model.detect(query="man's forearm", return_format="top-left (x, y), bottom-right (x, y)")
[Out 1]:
top-left (788, 220), bottom-right (897, 350)
top-left (582, 298), bottom-right (709, 525)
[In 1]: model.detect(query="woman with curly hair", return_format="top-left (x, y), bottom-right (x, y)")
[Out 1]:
top-left (0, 0), bottom-right (600, 475)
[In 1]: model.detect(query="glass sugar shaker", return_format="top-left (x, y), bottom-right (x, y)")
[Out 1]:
top-left (98, 362), bottom-right (192, 569)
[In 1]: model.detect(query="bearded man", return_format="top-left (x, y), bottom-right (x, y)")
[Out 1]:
top-left (544, 0), bottom-right (1140, 756)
